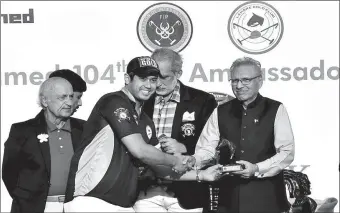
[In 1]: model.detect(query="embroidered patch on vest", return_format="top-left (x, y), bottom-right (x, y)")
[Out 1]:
top-left (181, 123), bottom-right (195, 137)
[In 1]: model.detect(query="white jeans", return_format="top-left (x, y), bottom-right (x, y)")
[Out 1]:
top-left (133, 186), bottom-right (202, 213)
top-left (64, 196), bottom-right (135, 212)
top-left (44, 201), bottom-right (64, 213)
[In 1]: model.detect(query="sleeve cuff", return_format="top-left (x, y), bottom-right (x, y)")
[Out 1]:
top-left (254, 171), bottom-right (265, 178)
top-left (255, 163), bottom-right (266, 178)
top-left (192, 154), bottom-right (205, 169)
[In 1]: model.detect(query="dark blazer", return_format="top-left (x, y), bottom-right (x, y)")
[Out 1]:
top-left (144, 81), bottom-right (218, 209)
top-left (2, 110), bottom-right (84, 213)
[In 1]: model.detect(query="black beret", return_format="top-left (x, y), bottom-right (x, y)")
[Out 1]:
top-left (49, 69), bottom-right (87, 92)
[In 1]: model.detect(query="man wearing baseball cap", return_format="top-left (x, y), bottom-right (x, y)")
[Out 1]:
top-left (49, 69), bottom-right (87, 115)
top-left (64, 56), bottom-right (195, 212)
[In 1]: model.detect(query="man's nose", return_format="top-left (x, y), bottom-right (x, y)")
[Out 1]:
top-left (65, 96), bottom-right (73, 106)
top-left (144, 80), bottom-right (152, 88)
top-left (236, 80), bottom-right (244, 89)
top-left (78, 99), bottom-right (82, 106)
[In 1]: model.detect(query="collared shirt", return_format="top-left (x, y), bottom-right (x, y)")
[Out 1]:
top-left (46, 118), bottom-right (74, 195)
top-left (122, 87), bottom-right (143, 116)
top-left (193, 103), bottom-right (295, 178)
top-left (153, 82), bottom-right (180, 138)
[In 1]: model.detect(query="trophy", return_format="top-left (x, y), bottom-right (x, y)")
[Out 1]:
top-left (218, 138), bottom-right (245, 173)
top-left (201, 138), bottom-right (245, 212)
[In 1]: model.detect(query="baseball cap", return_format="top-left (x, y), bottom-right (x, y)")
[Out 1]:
top-left (49, 69), bottom-right (87, 92)
top-left (127, 56), bottom-right (160, 77)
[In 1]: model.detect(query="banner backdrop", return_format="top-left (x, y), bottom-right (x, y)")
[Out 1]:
top-left (1, 1), bottom-right (339, 212)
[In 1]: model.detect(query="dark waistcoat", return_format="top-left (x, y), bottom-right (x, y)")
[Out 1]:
top-left (216, 94), bottom-right (290, 213)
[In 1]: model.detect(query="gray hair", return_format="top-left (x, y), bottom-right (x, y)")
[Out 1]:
top-left (37, 77), bottom-right (64, 109)
top-left (151, 48), bottom-right (183, 74)
top-left (230, 57), bottom-right (262, 76)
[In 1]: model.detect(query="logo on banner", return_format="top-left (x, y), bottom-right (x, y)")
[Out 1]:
top-left (228, 1), bottom-right (284, 54)
top-left (137, 2), bottom-right (193, 52)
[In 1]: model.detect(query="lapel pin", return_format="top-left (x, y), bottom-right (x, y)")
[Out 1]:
top-left (37, 133), bottom-right (49, 143)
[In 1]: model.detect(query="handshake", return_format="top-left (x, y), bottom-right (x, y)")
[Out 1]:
top-left (171, 154), bottom-right (196, 174)
top-left (158, 135), bottom-right (225, 181)
top-left (157, 134), bottom-right (196, 174)
top-left (171, 154), bottom-right (225, 182)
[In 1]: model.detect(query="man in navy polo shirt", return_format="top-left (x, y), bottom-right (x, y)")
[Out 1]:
top-left (64, 56), bottom-right (194, 212)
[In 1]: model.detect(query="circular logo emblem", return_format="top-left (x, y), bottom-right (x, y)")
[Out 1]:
top-left (146, 125), bottom-right (152, 139)
top-left (228, 1), bottom-right (284, 54)
top-left (137, 2), bottom-right (193, 52)
top-left (181, 123), bottom-right (195, 137)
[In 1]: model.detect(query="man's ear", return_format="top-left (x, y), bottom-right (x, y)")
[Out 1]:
top-left (124, 73), bottom-right (132, 85)
top-left (258, 75), bottom-right (264, 89)
top-left (41, 96), bottom-right (49, 108)
top-left (175, 70), bottom-right (183, 79)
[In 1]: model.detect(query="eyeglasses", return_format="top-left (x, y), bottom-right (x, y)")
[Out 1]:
top-left (230, 75), bottom-right (261, 85)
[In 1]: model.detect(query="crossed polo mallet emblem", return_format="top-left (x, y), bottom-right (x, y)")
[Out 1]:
top-left (149, 20), bottom-right (181, 45)
top-left (233, 13), bottom-right (279, 45)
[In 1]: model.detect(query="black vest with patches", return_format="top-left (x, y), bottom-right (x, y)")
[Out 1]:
top-left (216, 94), bottom-right (290, 213)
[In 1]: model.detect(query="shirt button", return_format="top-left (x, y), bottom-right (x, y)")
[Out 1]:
top-left (241, 150), bottom-right (244, 153)
top-left (58, 137), bottom-right (62, 140)
top-left (243, 126), bottom-right (247, 129)
top-left (57, 130), bottom-right (60, 133)
top-left (241, 138), bottom-right (245, 141)
top-left (60, 146), bottom-right (63, 148)
top-left (244, 112), bottom-right (247, 116)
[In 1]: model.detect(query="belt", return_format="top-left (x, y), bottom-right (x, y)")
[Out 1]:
top-left (46, 195), bottom-right (65, 202)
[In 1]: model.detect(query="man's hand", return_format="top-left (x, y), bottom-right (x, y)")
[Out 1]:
top-left (200, 165), bottom-right (223, 182)
top-left (231, 160), bottom-right (258, 178)
top-left (181, 155), bottom-right (196, 169)
top-left (172, 154), bottom-right (195, 174)
top-left (159, 137), bottom-right (187, 154)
